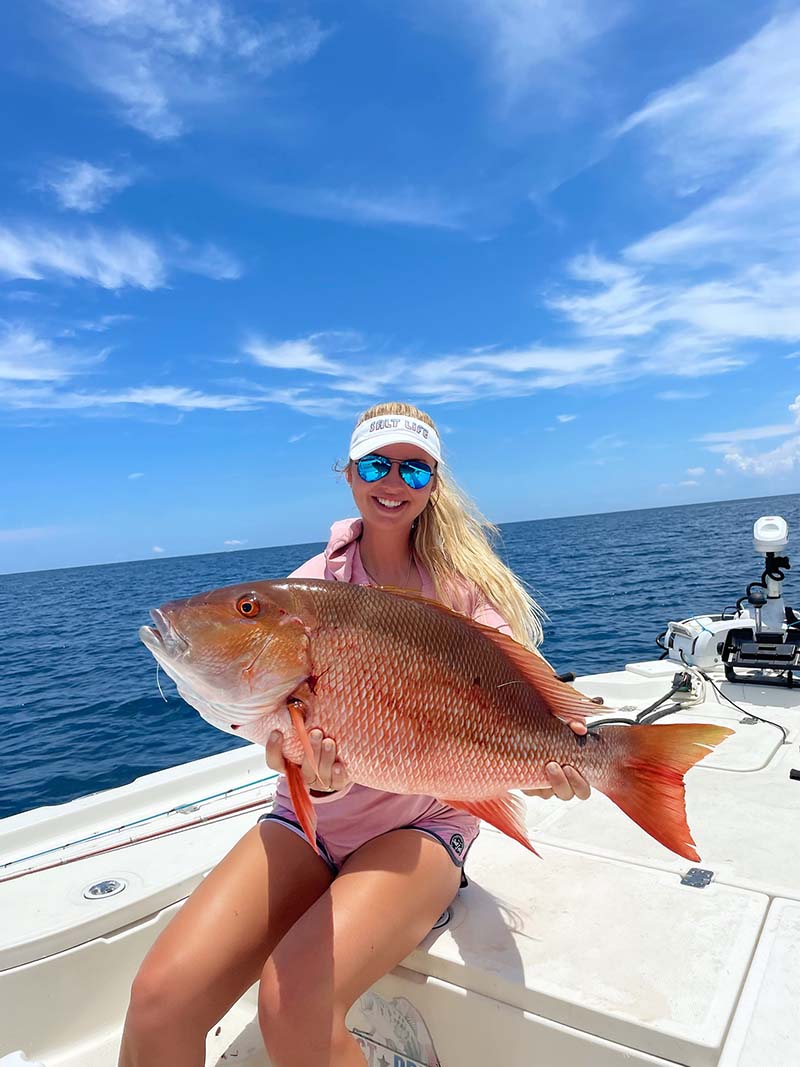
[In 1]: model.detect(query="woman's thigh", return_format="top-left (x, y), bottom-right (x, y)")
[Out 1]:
top-left (132, 821), bottom-right (334, 1026)
top-left (262, 828), bottom-right (461, 1018)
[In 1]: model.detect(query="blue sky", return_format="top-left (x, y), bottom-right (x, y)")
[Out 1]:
top-left (2, 0), bottom-right (799, 574)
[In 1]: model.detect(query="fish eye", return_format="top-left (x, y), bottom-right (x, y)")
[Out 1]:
top-left (236, 595), bottom-right (260, 618)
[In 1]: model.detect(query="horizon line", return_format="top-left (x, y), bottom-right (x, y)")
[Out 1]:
top-left (3, 489), bottom-right (797, 579)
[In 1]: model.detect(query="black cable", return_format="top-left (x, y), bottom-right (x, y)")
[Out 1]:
top-left (635, 679), bottom-right (687, 722)
top-left (586, 679), bottom-right (687, 730)
top-left (638, 703), bottom-right (683, 725)
top-left (582, 716), bottom-right (638, 728)
top-left (581, 665), bottom-right (789, 743)
top-left (697, 669), bottom-right (789, 744)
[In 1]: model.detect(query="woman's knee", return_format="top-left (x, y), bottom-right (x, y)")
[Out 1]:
top-left (258, 956), bottom-right (347, 1062)
top-left (126, 952), bottom-right (210, 1036)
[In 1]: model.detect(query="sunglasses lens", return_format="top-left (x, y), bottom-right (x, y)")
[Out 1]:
top-left (400, 461), bottom-right (432, 489)
top-left (357, 455), bottom-right (391, 482)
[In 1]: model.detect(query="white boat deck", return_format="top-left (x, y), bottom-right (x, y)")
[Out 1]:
top-left (2, 660), bottom-right (799, 1067)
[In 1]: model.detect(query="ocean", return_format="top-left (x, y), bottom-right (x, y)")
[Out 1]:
top-left (2, 493), bottom-right (797, 820)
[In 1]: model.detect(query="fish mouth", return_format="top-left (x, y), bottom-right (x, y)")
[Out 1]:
top-left (139, 608), bottom-right (189, 658)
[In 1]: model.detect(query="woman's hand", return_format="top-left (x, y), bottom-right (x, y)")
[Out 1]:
top-left (266, 728), bottom-right (350, 792)
top-left (522, 719), bottom-right (592, 801)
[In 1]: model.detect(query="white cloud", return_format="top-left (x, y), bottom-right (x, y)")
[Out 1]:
top-left (657, 390), bottom-right (708, 401)
top-left (438, 0), bottom-right (627, 110)
top-left (288, 433), bottom-right (306, 443)
top-left (549, 253), bottom-right (780, 378)
top-left (702, 395), bottom-right (800, 476)
top-left (240, 339), bottom-right (624, 407)
top-left (38, 159), bottom-right (133, 213)
top-left (171, 239), bottom-right (242, 281)
top-left (0, 376), bottom-right (355, 417)
top-left (698, 424), bottom-right (796, 445)
top-left (556, 413), bottom-right (577, 423)
top-left (550, 14), bottom-right (800, 381)
top-left (0, 324), bottom-right (104, 382)
top-left (48, 0), bottom-right (327, 139)
top-left (245, 337), bottom-right (342, 375)
top-left (619, 13), bottom-right (800, 193)
top-left (74, 314), bottom-right (133, 333)
top-left (686, 467), bottom-right (705, 478)
top-left (590, 433), bottom-right (625, 451)
top-left (7, 338), bottom-right (623, 417)
top-left (78, 385), bottom-right (261, 410)
top-left (679, 480), bottom-right (698, 487)
top-left (724, 437), bottom-right (800, 476)
top-left (257, 184), bottom-right (468, 231)
top-left (0, 222), bottom-right (240, 289)
top-left (224, 538), bottom-right (247, 546)
top-left (0, 224), bottom-right (165, 289)
top-left (375, 346), bottom-right (623, 403)
top-left (128, 471), bottom-right (144, 479)
top-left (0, 383), bottom-right (264, 412)
top-left (152, 545), bottom-right (165, 553)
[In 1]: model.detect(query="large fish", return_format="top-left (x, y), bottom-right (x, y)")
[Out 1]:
top-left (140, 579), bottom-right (732, 861)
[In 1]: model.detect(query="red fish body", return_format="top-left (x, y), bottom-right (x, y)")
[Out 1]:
top-left (140, 579), bottom-right (732, 861)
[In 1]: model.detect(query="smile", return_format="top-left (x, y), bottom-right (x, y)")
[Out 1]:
top-left (375, 497), bottom-right (407, 511)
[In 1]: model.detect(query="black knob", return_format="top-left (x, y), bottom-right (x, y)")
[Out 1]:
top-left (748, 588), bottom-right (767, 607)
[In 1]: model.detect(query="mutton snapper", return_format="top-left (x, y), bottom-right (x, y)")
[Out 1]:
top-left (140, 579), bottom-right (732, 861)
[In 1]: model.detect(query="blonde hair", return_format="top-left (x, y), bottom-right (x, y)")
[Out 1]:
top-left (348, 401), bottom-right (546, 648)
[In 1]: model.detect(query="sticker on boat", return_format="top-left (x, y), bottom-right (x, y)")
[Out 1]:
top-left (350, 990), bottom-right (441, 1067)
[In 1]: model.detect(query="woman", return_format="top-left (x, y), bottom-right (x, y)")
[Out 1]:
top-left (119, 401), bottom-right (590, 1067)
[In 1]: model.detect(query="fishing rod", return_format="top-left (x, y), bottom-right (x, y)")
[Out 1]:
top-left (0, 777), bottom-right (278, 885)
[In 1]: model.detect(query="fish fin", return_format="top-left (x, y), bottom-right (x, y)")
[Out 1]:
top-left (477, 629), bottom-right (596, 726)
top-left (287, 695), bottom-right (320, 778)
top-left (439, 793), bottom-right (540, 857)
top-left (597, 723), bottom-right (734, 861)
top-left (284, 760), bottom-right (320, 855)
top-left (380, 585), bottom-right (596, 726)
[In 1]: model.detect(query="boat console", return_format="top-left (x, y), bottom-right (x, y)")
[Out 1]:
top-left (660, 514), bottom-right (800, 688)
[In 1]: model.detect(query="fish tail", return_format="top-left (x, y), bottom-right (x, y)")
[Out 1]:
top-left (595, 723), bottom-right (733, 861)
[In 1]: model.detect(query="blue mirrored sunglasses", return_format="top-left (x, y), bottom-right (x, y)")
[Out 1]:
top-left (356, 452), bottom-right (435, 490)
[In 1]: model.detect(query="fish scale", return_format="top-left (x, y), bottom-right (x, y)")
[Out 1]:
top-left (301, 581), bottom-right (585, 796)
top-left (141, 578), bottom-right (733, 860)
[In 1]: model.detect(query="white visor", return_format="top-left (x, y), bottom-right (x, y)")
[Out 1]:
top-left (349, 415), bottom-right (441, 465)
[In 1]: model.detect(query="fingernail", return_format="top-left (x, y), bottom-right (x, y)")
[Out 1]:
top-left (269, 731), bottom-right (280, 743)
top-left (323, 739), bottom-right (334, 752)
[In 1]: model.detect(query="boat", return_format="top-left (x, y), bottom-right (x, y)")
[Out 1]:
top-left (2, 514), bottom-right (799, 1067)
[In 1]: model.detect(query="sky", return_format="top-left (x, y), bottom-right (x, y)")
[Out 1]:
top-left (1, 0), bottom-right (799, 574)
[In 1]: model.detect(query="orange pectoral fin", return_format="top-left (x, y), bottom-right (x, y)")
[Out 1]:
top-left (439, 793), bottom-right (540, 857)
top-left (287, 693), bottom-right (320, 778)
top-left (284, 760), bottom-right (320, 855)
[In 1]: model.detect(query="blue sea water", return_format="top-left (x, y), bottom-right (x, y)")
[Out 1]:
top-left (2, 493), bottom-right (798, 821)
